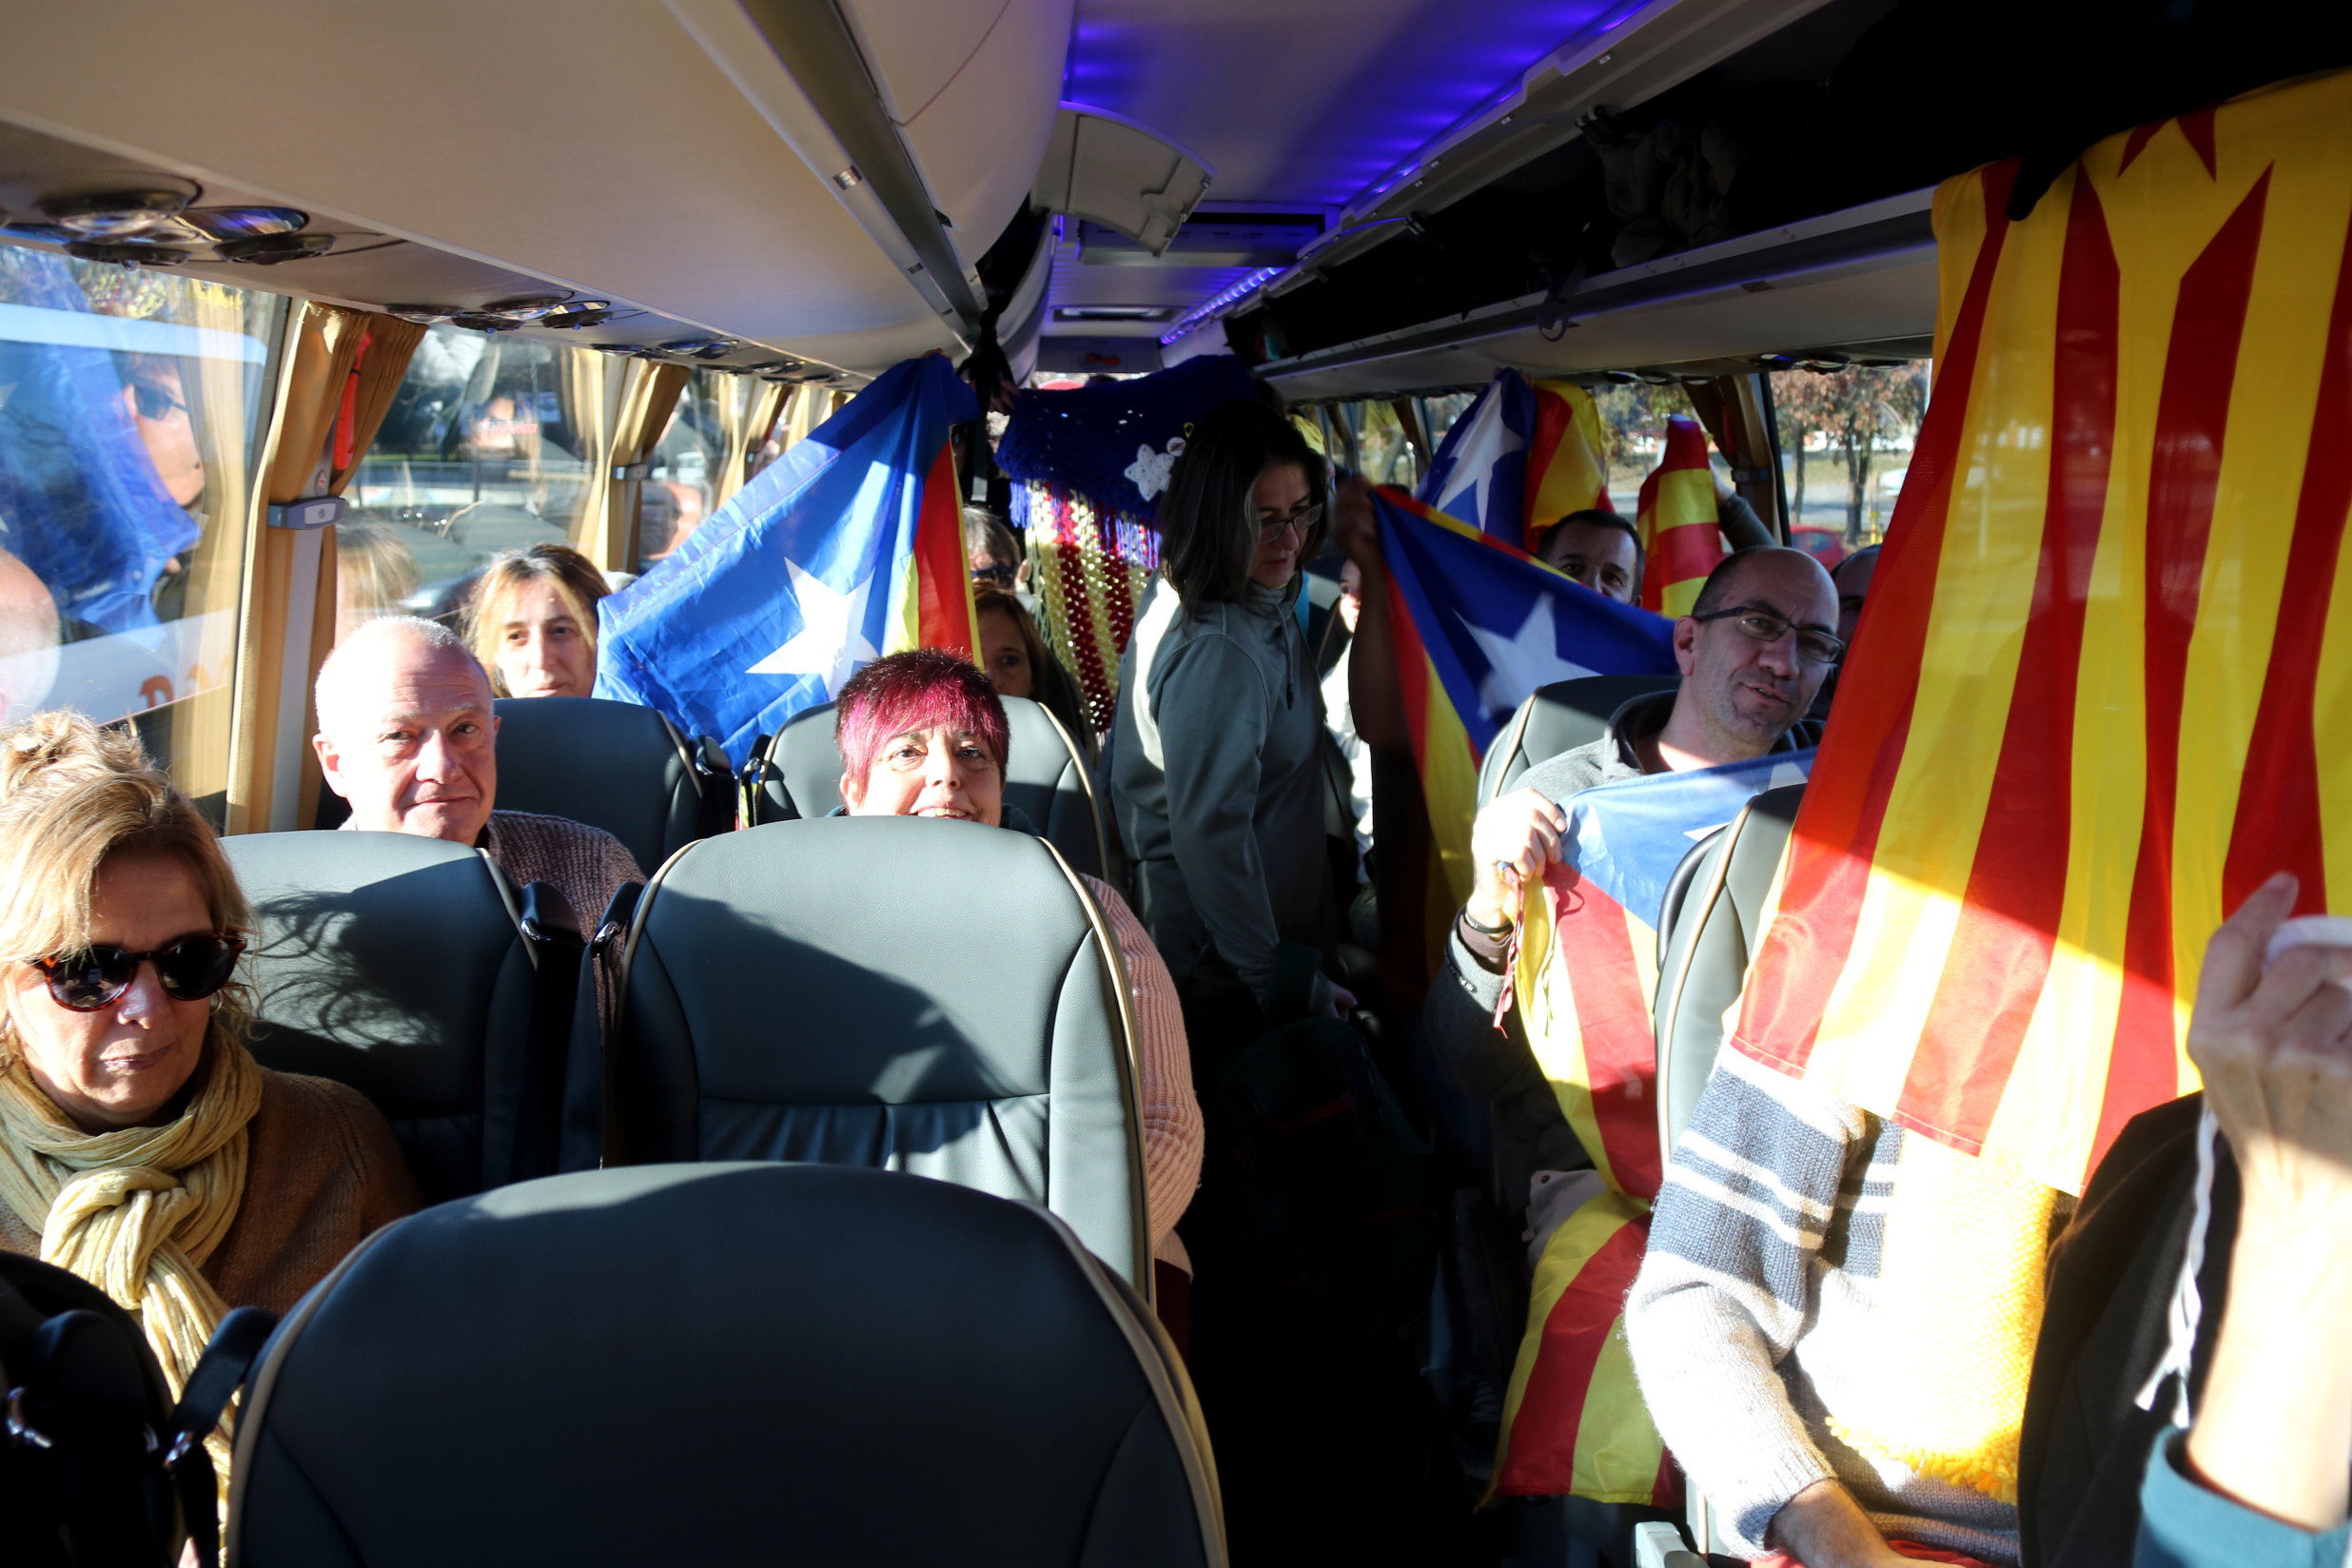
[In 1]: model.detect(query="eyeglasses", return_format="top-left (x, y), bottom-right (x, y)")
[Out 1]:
top-left (29, 935), bottom-right (245, 1013)
top-left (1691, 604), bottom-right (1847, 665)
top-left (970, 563), bottom-right (1016, 587)
top-left (1257, 502), bottom-right (1323, 543)
top-left (129, 381), bottom-right (188, 421)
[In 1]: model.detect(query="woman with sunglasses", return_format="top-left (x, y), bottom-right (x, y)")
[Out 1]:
top-left (0, 712), bottom-right (419, 1405)
top-left (1110, 398), bottom-right (1352, 1038)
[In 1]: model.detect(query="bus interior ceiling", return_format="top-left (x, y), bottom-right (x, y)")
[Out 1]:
top-left (3, 2), bottom-right (2348, 397)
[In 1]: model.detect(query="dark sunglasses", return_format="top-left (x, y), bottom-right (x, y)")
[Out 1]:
top-left (29, 935), bottom-right (245, 1013)
top-left (970, 563), bottom-right (1016, 587)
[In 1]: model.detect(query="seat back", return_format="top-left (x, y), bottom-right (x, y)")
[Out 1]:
top-left (747, 696), bottom-right (1109, 878)
top-left (612, 816), bottom-right (1150, 1286)
top-left (224, 832), bottom-right (543, 1205)
top-left (227, 1164), bottom-right (1223, 1568)
top-left (1649, 783), bottom-right (1806, 1158)
top-left (490, 696), bottom-right (728, 872)
top-left (1477, 674), bottom-right (1679, 805)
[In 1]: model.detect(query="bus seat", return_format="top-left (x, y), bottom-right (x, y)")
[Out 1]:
top-left (747, 695), bottom-right (1110, 879)
top-left (226, 1164), bottom-right (1222, 1568)
top-left (609, 816), bottom-right (1149, 1288)
top-left (1477, 675), bottom-right (1680, 806)
top-left (489, 696), bottom-right (731, 871)
top-left (1649, 784), bottom-right (1806, 1159)
top-left (224, 831), bottom-right (574, 1205)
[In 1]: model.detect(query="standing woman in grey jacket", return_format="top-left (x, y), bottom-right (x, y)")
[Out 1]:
top-left (1112, 400), bottom-right (1351, 1041)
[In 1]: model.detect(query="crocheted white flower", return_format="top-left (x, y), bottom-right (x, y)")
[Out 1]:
top-left (1124, 436), bottom-right (1186, 500)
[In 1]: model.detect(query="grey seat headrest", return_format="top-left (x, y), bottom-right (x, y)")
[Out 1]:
top-left (228, 1164), bottom-right (1224, 1568)
top-left (1478, 674), bottom-right (1680, 806)
top-left (490, 696), bottom-right (711, 872)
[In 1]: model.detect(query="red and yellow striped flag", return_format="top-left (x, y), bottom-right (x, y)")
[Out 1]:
top-left (1635, 416), bottom-right (1724, 616)
top-left (1732, 69), bottom-right (2352, 1196)
top-left (1490, 866), bottom-right (1676, 1503)
top-left (1528, 378), bottom-right (1611, 535)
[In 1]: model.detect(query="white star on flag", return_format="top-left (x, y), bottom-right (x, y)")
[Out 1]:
top-left (1465, 593), bottom-right (1596, 720)
top-left (1432, 395), bottom-right (1518, 532)
top-left (748, 560), bottom-right (878, 697)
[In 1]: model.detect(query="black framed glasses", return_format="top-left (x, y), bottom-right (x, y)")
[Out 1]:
top-left (29, 935), bottom-right (245, 1013)
top-left (970, 563), bottom-right (1016, 587)
top-left (1691, 603), bottom-right (1847, 666)
top-left (1256, 501), bottom-right (1323, 542)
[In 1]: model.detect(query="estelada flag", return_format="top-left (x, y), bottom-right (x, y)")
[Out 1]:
top-left (1420, 370), bottom-right (1611, 550)
top-left (1635, 416), bottom-right (1725, 616)
top-left (1731, 68), bottom-right (2352, 1197)
top-left (596, 355), bottom-right (976, 766)
top-left (1371, 486), bottom-right (1677, 924)
top-left (1493, 752), bottom-right (1812, 1501)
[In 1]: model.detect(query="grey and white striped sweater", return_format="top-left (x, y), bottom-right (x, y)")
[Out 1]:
top-left (1624, 1048), bottom-right (2033, 1560)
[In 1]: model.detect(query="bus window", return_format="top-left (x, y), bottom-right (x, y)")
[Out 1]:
top-left (1769, 363), bottom-right (1930, 558)
top-left (0, 245), bottom-right (284, 817)
top-left (639, 370), bottom-right (784, 574)
top-left (340, 325), bottom-right (624, 631)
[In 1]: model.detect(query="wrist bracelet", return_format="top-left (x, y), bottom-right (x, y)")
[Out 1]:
top-left (1460, 906), bottom-right (1513, 939)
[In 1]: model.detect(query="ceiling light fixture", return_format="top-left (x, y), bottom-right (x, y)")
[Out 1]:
top-left (218, 232), bottom-right (336, 265)
top-left (64, 241), bottom-right (188, 267)
top-left (449, 313), bottom-right (524, 333)
top-left (536, 304), bottom-right (617, 330)
top-left (661, 337), bottom-right (737, 362)
top-left (479, 294), bottom-right (574, 322)
top-left (185, 206), bottom-right (308, 240)
top-left (1158, 265), bottom-right (1284, 345)
top-left (385, 304), bottom-right (464, 324)
top-left (37, 189), bottom-right (188, 239)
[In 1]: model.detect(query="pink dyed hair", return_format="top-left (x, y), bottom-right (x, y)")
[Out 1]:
top-left (833, 648), bottom-right (1011, 784)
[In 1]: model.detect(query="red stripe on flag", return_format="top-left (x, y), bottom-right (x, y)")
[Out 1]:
top-left (1548, 872), bottom-right (1663, 1198)
top-left (2118, 122), bottom-right (2165, 175)
top-left (2099, 171), bottom-right (2272, 1165)
top-left (912, 440), bottom-right (972, 653)
top-left (1734, 163), bottom-right (2021, 1071)
top-left (2223, 201), bottom-right (2352, 915)
top-left (1899, 176), bottom-right (2120, 1148)
top-left (1647, 520), bottom-right (1725, 589)
top-left (1492, 1214), bottom-right (1652, 1497)
top-left (2178, 108), bottom-right (2220, 180)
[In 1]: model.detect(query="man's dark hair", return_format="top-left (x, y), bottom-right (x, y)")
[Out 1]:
top-left (1157, 400), bottom-right (1327, 612)
top-left (1543, 508), bottom-right (1644, 585)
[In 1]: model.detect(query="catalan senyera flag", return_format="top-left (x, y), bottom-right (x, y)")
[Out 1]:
top-left (1731, 68), bottom-right (2352, 1199)
top-left (1421, 370), bottom-right (1612, 550)
top-left (1634, 416), bottom-right (1725, 616)
top-left (596, 354), bottom-right (977, 765)
top-left (1527, 377), bottom-right (1612, 539)
top-left (1372, 486), bottom-right (1677, 926)
top-left (1493, 753), bottom-right (1813, 1500)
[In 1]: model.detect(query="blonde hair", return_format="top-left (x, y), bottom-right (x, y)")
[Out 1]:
top-left (462, 543), bottom-right (609, 697)
top-left (0, 713), bottom-right (252, 1056)
top-left (335, 519), bottom-right (420, 644)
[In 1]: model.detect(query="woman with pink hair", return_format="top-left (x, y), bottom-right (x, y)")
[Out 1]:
top-left (833, 649), bottom-right (1204, 1343)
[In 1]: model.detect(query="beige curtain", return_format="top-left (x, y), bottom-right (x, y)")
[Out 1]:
top-left (162, 282), bottom-right (283, 806)
top-left (559, 349), bottom-right (617, 543)
top-left (713, 379), bottom-right (788, 510)
top-left (578, 361), bottom-right (690, 574)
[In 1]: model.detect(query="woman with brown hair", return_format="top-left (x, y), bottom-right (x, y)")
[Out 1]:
top-left (0, 714), bottom-right (419, 1411)
top-left (462, 541), bottom-right (611, 699)
top-left (973, 582), bottom-right (1094, 755)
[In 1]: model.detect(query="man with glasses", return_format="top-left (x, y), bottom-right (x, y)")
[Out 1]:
top-left (1422, 547), bottom-right (1839, 1524)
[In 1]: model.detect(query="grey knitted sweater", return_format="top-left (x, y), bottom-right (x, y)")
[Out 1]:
top-left (1624, 1049), bottom-right (2031, 1559)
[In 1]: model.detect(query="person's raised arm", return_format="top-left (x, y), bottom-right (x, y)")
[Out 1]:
top-left (2174, 873), bottom-right (2352, 1534)
top-left (1330, 480), bottom-right (1409, 753)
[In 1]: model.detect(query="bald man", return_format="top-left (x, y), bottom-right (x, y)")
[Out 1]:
top-left (0, 545), bottom-right (61, 726)
top-left (313, 616), bottom-right (642, 930)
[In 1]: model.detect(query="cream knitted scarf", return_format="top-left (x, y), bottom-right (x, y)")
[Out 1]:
top-left (0, 1035), bottom-right (264, 1396)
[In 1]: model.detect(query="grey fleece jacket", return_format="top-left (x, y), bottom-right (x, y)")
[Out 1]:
top-left (1111, 575), bottom-right (1332, 1010)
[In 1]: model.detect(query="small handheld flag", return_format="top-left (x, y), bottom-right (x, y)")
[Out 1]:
top-left (594, 355), bottom-right (976, 765)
